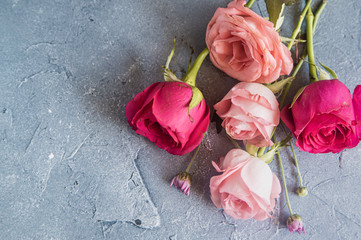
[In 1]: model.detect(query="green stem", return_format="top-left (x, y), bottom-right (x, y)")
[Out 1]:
top-left (259, 125), bottom-right (278, 157)
top-left (290, 142), bottom-right (303, 187)
top-left (306, 8), bottom-right (318, 82)
top-left (245, 0), bottom-right (256, 8)
top-left (183, 48), bottom-right (209, 86)
top-left (281, 36), bottom-right (306, 43)
top-left (186, 47), bottom-right (194, 74)
top-left (313, 0), bottom-right (328, 33)
top-left (281, 125), bottom-right (303, 187)
top-left (258, 147), bottom-right (266, 156)
top-left (258, 134), bottom-right (291, 164)
top-left (287, 0), bottom-right (313, 50)
top-left (275, 136), bottom-right (293, 215)
top-left (185, 142), bottom-right (202, 173)
top-left (245, 141), bottom-right (258, 157)
top-left (227, 134), bottom-right (242, 149)
top-left (269, 125), bottom-right (278, 139)
top-left (279, 50), bottom-right (307, 108)
top-left (165, 38), bottom-right (176, 69)
top-left (279, 1), bottom-right (326, 108)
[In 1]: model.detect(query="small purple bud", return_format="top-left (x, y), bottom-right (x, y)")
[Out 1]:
top-left (287, 214), bottom-right (305, 234)
top-left (170, 172), bottom-right (192, 196)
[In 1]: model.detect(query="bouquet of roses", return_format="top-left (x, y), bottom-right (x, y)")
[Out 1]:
top-left (126, 0), bottom-right (361, 234)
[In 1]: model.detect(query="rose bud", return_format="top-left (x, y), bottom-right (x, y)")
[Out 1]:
top-left (170, 172), bottom-right (192, 196)
top-left (210, 149), bottom-right (281, 220)
top-left (352, 85), bottom-right (361, 139)
top-left (206, 0), bottom-right (293, 84)
top-left (296, 187), bottom-right (308, 197)
top-left (214, 82), bottom-right (280, 147)
top-left (287, 214), bottom-right (305, 234)
top-left (281, 79), bottom-right (359, 153)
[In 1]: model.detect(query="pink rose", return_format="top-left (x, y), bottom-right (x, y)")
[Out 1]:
top-left (352, 85), bottom-right (361, 139)
top-left (210, 149), bottom-right (281, 220)
top-left (214, 82), bottom-right (280, 147)
top-left (281, 79), bottom-right (359, 153)
top-left (206, 0), bottom-right (293, 83)
top-left (125, 82), bottom-right (210, 155)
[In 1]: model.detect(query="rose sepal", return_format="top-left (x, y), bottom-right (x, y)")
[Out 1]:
top-left (182, 48), bottom-right (209, 113)
top-left (162, 39), bottom-right (209, 114)
top-left (289, 86), bottom-right (306, 109)
top-left (265, 76), bottom-right (294, 94)
top-left (317, 61), bottom-right (338, 80)
top-left (259, 134), bottom-right (291, 163)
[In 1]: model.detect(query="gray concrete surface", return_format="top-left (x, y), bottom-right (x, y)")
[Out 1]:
top-left (1, 0), bottom-right (361, 239)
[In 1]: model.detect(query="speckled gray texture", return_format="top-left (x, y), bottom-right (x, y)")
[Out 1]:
top-left (1, 0), bottom-right (361, 239)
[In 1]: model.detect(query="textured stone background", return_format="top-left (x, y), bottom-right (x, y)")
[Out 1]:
top-left (1, 0), bottom-right (361, 239)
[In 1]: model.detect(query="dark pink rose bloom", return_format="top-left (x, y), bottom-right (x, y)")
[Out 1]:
top-left (125, 82), bottom-right (210, 155)
top-left (352, 85), bottom-right (361, 139)
top-left (281, 79), bottom-right (359, 153)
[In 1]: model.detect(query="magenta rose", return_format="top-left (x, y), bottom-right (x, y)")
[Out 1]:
top-left (125, 82), bottom-right (210, 155)
top-left (210, 149), bottom-right (281, 220)
top-left (281, 79), bottom-right (359, 153)
top-left (206, 0), bottom-right (293, 84)
top-left (214, 82), bottom-right (280, 147)
top-left (352, 85), bottom-right (361, 139)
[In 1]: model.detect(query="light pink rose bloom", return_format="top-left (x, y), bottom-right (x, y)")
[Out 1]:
top-left (214, 82), bottom-right (280, 147)
top-left (206, 0), bottom-right (293, 83)
top-left (210, 149), bottom-right (281, 220)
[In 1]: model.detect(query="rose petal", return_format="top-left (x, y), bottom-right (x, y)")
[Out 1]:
top-left (125, 82), bottom-right (163, 125)
top-left (280, 104), bottom-right (296, 133)
top-left (220, 148), bottom-right (251, 169)
top-left (241, 157), bottom-right (273, 205)
top-left (222, 193), bottom-right (256, 219)
top-left (353, 85), bottom-right (361, 139)
top-left (152, 82), bottom-right (210, 155)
